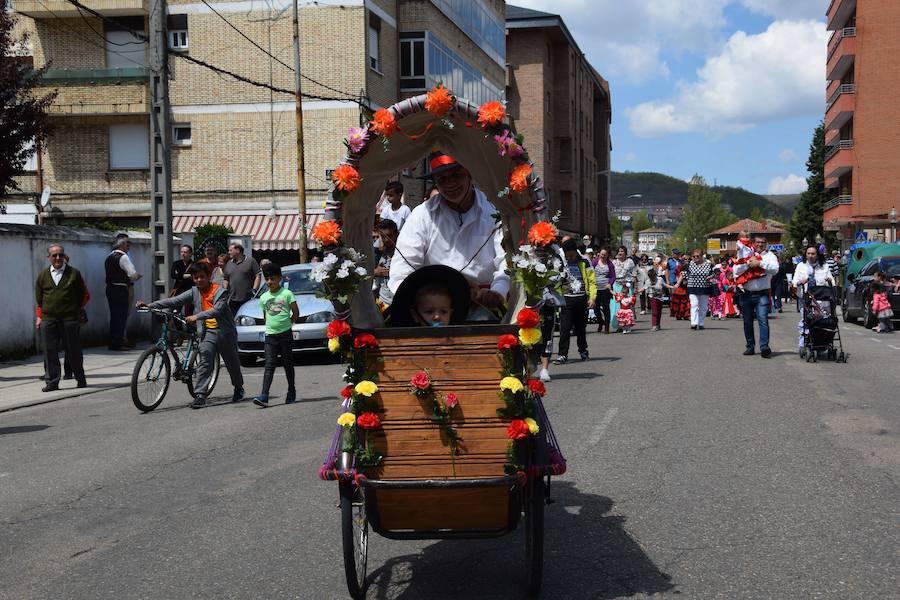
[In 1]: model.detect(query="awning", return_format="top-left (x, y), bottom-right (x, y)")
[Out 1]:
top-left (172, 213), bottom-right (322, 250)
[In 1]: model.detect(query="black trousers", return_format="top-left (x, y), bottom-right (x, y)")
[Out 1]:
top-left (43, 319), bottom-right (84, 386)
top-left (558, 295), bottom-right (588, 358)
top-left (229, 299), bottom-right (247, 318)
top-left (537, 305), bottom-right (557, 358)
top-left (261, 330), bottom-right (295, 396)
top-left (595, 289), bottom-right (612, 330)
top-left (106, 285), bottom-right (129, 348)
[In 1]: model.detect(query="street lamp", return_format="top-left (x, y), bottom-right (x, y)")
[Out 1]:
top-left (890, 206), bottom-right (897, 243)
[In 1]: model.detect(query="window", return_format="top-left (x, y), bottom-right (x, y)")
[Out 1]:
top-left (556, 137), bottom-right (572, 172)
top-left (368, 14), bottom-right (381, 72)
top-left (109, 123), bottom-right (149, 170)
top-left (105, 18), bottom-right (146, 68)
top-left (429, 0), bottom-right (505, 66)
top-left (23, 139), bottom-right (38, 171)
top-left (169, 30), bottom-right (188, 50)
top-left (172, 123), bottom-right (191, 146)
top-left (425, 34), bottom-right (504, 105)
top-left (400, 33), bottom-right (426, 89)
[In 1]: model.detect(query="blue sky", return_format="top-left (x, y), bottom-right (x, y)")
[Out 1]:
top-left (513, 0), bottom-right (829, 195)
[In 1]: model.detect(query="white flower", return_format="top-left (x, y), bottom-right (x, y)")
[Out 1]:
top-left (324, 253), bottom-right (339, 266)
top-left (336, 267), bottom-right (350, 279)
top-left (570, 279), bottom-right (582, 293)
top-left (310, 264), bottom-right (328, 282)
top-left (534, 263), bottom-right (547, 273)
top-left (515, 258), bottom-right (529, 269)
top-left (520, 245), bottom-right (533, 253)
top-left (355, 266), bottom-right (367, 276)
top-left (552, 258), bottom-right (562, 270)
top-left (341, 259), bottom-right (354, 269)
top-left (347, 248), bottom-right (360, 261)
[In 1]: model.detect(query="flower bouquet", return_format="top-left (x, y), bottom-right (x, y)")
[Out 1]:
top-left (310, 248), bottom-right (368, 307)
top-left (508, 219), bottom-right (564, 305)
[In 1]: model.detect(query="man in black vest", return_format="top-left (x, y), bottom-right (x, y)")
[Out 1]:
top-left (35, 244), bottom-right (88, 391)
top-left (105, 233), bottom-right (142, 350)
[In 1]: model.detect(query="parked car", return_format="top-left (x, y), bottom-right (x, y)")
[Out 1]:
top-left (234, 263), bottom-right (335, 365)
top-left (842, 256), bottom-right (900, 327)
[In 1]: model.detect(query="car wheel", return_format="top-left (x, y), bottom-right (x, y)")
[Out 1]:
top-left (239, 355), bottom-right (257, 367)
top-left (842, 298), bottom-right (857, 323)
top-left (863, 300), bottom-right (877, 329)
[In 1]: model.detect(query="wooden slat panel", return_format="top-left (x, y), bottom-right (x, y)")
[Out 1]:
top-left (374, 487), bottom-right (510, 530)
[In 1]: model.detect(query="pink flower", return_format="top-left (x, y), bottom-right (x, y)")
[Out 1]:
top-left (410, 371), bottom-right (430, 390)
top-left (346, 127), bottom-right (369, 153)
top-left (445, 393), bottom-right (458, 408)
top-left (494, 130), bottom-right (524, 158)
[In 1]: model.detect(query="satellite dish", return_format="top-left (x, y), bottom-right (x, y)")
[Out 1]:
top-left (39, 187), bottom-right (51, 208)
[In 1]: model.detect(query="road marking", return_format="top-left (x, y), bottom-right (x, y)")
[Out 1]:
top-left (850, 330), bottom-right (863, 335)
top-left (588, 407), bottom-right (619, 445)
top-left (889, 345), bottom-right (900, 351)
top-left (0, 473), bottom-right (9, 478)
top-left (869, 338), bottom-right (883, 343)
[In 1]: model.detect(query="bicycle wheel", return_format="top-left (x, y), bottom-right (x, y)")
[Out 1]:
top-left (340, 480), bottom-right (368, 600)
top-left (185, 352), bottom-right (221, 398)
top-left (131, 346), bottom-right (171, 412)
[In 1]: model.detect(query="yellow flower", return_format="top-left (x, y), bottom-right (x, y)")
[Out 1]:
top-left (518, 327), bottom-right (542, 347)
top-left (337, 412), bottom-right (356, 427)
top-left (354, 380), bottom-right (378, 397)
top-left (328, 337), bottom-right (341, 353)
top-left (524, 417), bottom-right (540, 435)
top-left (499, 376), bottom-right (524, 393)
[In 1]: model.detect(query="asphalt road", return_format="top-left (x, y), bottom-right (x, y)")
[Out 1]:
top-left (2, 305), bottom-right (898, 599)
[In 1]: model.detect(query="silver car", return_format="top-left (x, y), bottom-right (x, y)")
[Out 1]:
top-left (234, 263), bottom-right (335, 365)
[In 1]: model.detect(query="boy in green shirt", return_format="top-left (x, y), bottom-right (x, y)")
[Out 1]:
top-left (253, 263), bottom-right (299, 407)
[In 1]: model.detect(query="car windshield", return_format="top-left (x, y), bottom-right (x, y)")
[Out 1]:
top-left (880, 258), bottom-right (900, 278)
top-left (255, 268), bottom-right (319, 297)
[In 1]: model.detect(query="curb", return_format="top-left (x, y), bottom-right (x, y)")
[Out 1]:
top-left (0, 381), bottom-right (131, 414)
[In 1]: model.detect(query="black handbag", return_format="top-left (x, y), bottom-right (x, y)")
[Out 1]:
top-left (708, 282), bottom-right (721, 297)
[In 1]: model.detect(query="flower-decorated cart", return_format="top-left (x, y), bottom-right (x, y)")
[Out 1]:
top-left (315, 86), bottom-right (567, 599)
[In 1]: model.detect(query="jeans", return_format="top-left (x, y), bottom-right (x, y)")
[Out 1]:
top-left (595, 288), bottom-right (612, 330)
top-left (43, 319), bottom-right (84, 386)
top-left (689, 294), bottom-right (709, 327)
top-left (537, 305), bottom-right (557, 359)
top-left (105, 284), bottom-right (129, 348)
top-left (740, 291), bottom-right (771, 351)
top-left (772, 278), bottom-right (783, 310)
top-left (195, 329), bottom-right (243, 398)
top-left (557, 295), bottom-right (588, 357)
top-left (650, 298), bottom-right (663, 327)
top-left (261, 330), bottom-right (295, 396)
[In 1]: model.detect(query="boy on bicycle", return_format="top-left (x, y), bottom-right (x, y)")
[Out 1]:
top-left (136, 262), bottom-right (244, 409)
top-left (253, 262), bottom-right (299, 407)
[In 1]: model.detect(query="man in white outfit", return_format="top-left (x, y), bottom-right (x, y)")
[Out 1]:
top-left (388, 152), bottom-right (508, 315)
top-left (733, 235), bottom-right (779, 358)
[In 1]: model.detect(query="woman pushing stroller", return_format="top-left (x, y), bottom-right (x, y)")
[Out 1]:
top-left (791, 245), bottom-right (836, 351)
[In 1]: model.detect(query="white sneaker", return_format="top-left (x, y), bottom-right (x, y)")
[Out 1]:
top-left (640, 310), bottom-right (646, 315)
top-left (539, 368), bottom-right (551, 382)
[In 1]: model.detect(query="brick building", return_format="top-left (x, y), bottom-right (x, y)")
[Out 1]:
top-left (823, 0), bottom-right (900, 246)
top-left (9, 0), bottom-right (506, 250)
top-left (505, 5), bottom-right (612, 242)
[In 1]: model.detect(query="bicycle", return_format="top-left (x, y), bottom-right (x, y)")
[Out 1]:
top-left (131, 307), bottom-right (221, 412)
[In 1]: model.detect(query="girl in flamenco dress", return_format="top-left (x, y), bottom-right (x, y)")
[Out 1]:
top-left (708, 265), bottom-right (725, 319)
top-left (722, 268), bottom-right (740, 318)
top-left (669, 261), bottom-right (690, 320)
top-left (615, 290), bottom-right (636, 334)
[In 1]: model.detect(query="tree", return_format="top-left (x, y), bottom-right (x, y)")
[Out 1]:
top-left (630, 210), bottom-right (652, 244)
top-left (0, 10), bottom-right (57, 199)
top-left (673, 175), bottom-right (733, 252)
top-left (609, 215), bottom-right (625, 247)
top-left (749, 206), bottom-right (765, 223)
top-left (787, 122), bottom-right (835, 253)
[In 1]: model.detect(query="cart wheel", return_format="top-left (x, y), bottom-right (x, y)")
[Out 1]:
top-left (339, 480), bottom-right (368, 600)
top-left (812, 352), bottom-right (818, 363)
top-left (828, 348), bottom-right (837, 360)
top-left (799, 348), bottom-right (807, 359)
top-left (524, 475), bottom-right (545, 597)
top-left (838, 352), bottom-right (846, 363)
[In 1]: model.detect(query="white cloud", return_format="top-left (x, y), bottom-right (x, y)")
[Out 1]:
top-left (779, 148), bottom-right (798, 163)
top-left (767, 174), bottom-right (807, 194)
top-left (626, 20), bottom-right (828, 138)
top-left (511, 0), bottom-right (730, 84)
top-left (740, 0), bottom-right (825, 20)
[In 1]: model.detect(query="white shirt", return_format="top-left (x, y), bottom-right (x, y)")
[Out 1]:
top-left (379, 203), bottom-right (412, 231)
top-left (388, 188), bottom-right (509, 297)
top-left (791, 262), bottom-right (835, 289)
top-left (733, 249), bottom-right (779, 292)
top-left (50, 263), bottom-right (66, 285)
top-left (119, 252), bottom-right (140, 281)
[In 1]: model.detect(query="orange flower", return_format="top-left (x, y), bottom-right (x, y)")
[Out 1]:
top-left (331, 164), bottom-right (360, 193)
top-left (509, 163), bottom-right (532, 193)
top-left (527, 221), bottom-right (557, 247)
top-left (370, 108), bottom-right (397, 137)
top-left (312, 220), bottom-right (342, 247)
top-left (425, 85), bottom-right (453, 117)
top-left (477, 101), bottom-right (505, 127)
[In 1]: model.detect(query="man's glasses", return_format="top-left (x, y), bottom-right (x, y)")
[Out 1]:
top-left (50, 253), bottom-right (65, 258)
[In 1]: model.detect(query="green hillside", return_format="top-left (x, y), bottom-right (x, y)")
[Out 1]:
top-left (611, 171), bottom-right (789, 219)
top-left (765, 194), bottom-right (801, 215)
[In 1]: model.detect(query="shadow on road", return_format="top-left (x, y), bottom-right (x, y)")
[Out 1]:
top-left (0, 425), bottom-right (52, 435)
top-left (364, 480), bottom-right (674, 599)
top-left (550, 372), bottom-right (603, 380)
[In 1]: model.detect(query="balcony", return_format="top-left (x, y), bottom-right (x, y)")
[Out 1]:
top-left (40, 67), bottom-right (148, 85)
top-left (13, 0), bottom-right (146, 18)
top-left (824, 140), bottom-right (854, 179)
top-left (38, 68), bottom-right (149, 116)
top-left (823, 195), bottom-right (854, 219)
top-left (826, 28), bottom-right (856, 81)
top-left (827, 0), bottom-right (856, 31)
top-left (825, 84), bottom-right (855, 131)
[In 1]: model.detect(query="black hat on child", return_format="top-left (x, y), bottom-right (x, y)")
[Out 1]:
top-left (389, 265), bottom-right (472, 327)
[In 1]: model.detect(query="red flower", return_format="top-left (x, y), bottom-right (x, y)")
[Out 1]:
top-left (370, 108), bottom-right (397, 137)
top-left (527, 221), bottom-right (557, 247)
top-left (357, 412), bottom-right (381, 430)
top-left (340, 384), bottom-right (353, 399)
top-left (509, 163), bottom-right (532, 193)
top-left (497, 334), bottom-right (519, 350)
top-left (445, 393), bottom-right (458, 408)
top-left (425, 84), bottom-right (453, 117)
top-left (527, 379), bottom-right (546, 396)
top-left (516, 308), bottom-right (540, 329)
top-left (311, 220), bottom-right (342, 247)
top-left (353, 333), bottom-right (379, 349)
top-left (410, 371), bottom-right (430, 390)
top-left (507, 419), bottom-right (530, 440)
top-left (326, 319), bottom-right (351, 339)
top-left (477, 101), bottom-right (505, 127)
top-left (331, 164), bottom-right (360, 193)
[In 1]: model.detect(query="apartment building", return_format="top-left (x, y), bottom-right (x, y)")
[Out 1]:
top-left (505, 4), bottom-right (612, 242)
top-left (9, 0), bottom-right (506, 249)
top-left (823, 0), bottom-right (900, 245)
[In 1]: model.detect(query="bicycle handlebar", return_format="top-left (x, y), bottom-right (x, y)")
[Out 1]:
top-left (137, 306), bottom-right (190, 326)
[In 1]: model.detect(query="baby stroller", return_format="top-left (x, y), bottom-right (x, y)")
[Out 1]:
top-left (800, 285), bottom-right (846, 363)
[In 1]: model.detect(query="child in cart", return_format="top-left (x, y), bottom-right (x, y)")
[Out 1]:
top-left (389, 265), bottom-right (472, 328)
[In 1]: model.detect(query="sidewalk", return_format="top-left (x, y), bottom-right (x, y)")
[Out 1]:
top-left (0, 345), bottom-right (148, 413)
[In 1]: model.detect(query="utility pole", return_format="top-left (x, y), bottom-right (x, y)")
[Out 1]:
top-left (149, 0), bottom-right (173, 301)
top-left (292, 0), bottom-right (309, 262)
